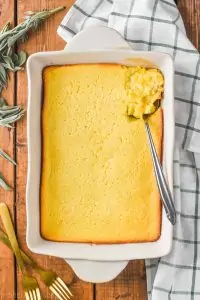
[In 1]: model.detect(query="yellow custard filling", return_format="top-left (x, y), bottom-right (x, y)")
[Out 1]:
top-left (125, 67), bottom-right (164, 118)
top-left (41, 64), bottom-right (163, 243)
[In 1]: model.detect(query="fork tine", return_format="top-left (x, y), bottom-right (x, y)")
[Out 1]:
top-left (28, 290), bottom-right (34, 300)
top-left (25, 291), bottom-right (30, 300)
top-left (53, 282), bottom-right (70, 300)
top-left (54, 279), bottom-right (71, 298)
top-left (50, 283), bottom-right (69, 300)
top-left (56, 277), bottom-right (73, 296)
top-left (32, 289), bottom-right (37, 300)
top-left (50, 286), bottom-right (64, 300)
top-left (35, 288), bottom-right (42, 300)
top-left (31, 290), bottom-right (36, 300)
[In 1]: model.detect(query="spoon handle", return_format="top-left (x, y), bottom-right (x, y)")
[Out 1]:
top-left (144, 122), bottom-right (176, 225)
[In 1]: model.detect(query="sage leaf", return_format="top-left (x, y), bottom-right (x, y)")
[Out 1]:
top-left (0, 173), bottom-right (11, 190)
top-left (0, 39), bottom-right (8, 52)
top-left (11, 51), bottom-right (26, 68)
top-left (6, 47), bottom-right (12, 57)
top-left (0, 6), bottom-right (65, 92)
top-left (2, 56), bottom-right (15, 71)
top-left (19, 34), bottom-right (28, 44)
top-left (0, 22), bottom-right (11, 34)
top-left (7, 30), bottom-right (27, 48)
top-left (0, 149), bottom-right (16, 165)
top-left (0, 107), bottom-right (25, 127)
top-left (0, 123), bottom-right (13, 128)
top-left (12, 53), bottom-right (18, 65)
top-left (0, 106), bottom-right (22, 118)
top-left (0, 65), bottom-right (7, 87)
top-left (17, 51), bottom-right (27, 66)
top-left (0, 98), bottom-right (7, 107)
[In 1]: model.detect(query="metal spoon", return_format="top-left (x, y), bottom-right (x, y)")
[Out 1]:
top-left (128, 102), bottom-right (176, 225)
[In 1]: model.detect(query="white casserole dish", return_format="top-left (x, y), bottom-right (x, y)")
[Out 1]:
top-left (26, 26), bottom-right (174, 283)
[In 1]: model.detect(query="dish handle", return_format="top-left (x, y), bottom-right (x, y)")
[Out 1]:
top-left (64, 26), bottom-right (132, 52)
top-left (65, 259), bottom-right (128, 283)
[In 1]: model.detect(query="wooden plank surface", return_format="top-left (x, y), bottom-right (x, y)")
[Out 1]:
top-left (178, 0), bottom-right (200, 50)
top-left (0, 0), bottom-right (199, 299)
top-left (16, 1), bottom-right (94, 300)
top-left (0, 1), bottom-right (16, 300)
top-left (96, 261), bottom-right (147, 300)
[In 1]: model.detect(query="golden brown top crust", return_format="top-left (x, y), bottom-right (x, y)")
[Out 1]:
top-left (41, 64), bottom-right (162, 243)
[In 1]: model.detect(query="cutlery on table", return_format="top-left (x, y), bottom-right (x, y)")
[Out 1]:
top-left (0, 203), bottom-right (42, 300)
top-left (128, 102), bottom-right (176, 225)
top-left (0, 218), bottom-right (73, 300)
top-left (143, 117), bottom-right (176, 225)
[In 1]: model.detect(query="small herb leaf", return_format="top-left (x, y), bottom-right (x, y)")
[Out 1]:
top-left (16, 51), bottom-right (27, 66)
top-left (0, 65), bottom-right (8, 87)
top-left (6, 47), bottom-right (12, 57)
top-left (0, 173), bottom-right (11, 190)
top-left (7, 30), bottom-right (26, 48)
top-left (19, 34), bottom-right (28, 44)
top-left (12, 53), bottom-right (19, 65)
top-left (2, 56), bottom-right (15, 71)
top-left (0, 98), bottom-right (7, 107)
top-left (0, 149), bottom-right (16, 165)
top-left (0, 22), bottom-right (11, 34)
top-left (0, 107), bottom-right (24, 127)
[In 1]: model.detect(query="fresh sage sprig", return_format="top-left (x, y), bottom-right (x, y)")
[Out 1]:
top-left (0, 98), bottom-right (25, 128)
top-left (0, 6), bottom-right (65, 189)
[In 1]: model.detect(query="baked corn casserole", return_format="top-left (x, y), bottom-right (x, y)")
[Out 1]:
top-left (41, 64), bottom-right (164, 243)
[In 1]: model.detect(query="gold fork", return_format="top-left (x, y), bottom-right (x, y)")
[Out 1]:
top-left (0, 203), bottom-right (42, 300)
top-left (0, 216), bottom-right (73, 299)
top-left (20, 251), bottom-right (73, 300)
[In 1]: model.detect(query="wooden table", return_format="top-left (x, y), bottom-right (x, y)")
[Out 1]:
top-left (0, 0), bottom-right (199, 299)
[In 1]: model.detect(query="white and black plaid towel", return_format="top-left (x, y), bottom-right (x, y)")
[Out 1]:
top-left (57, 1), bottom-right (200, 299)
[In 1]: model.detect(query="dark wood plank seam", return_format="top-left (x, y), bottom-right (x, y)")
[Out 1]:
top-left (14, 0), bottom-right (18, 299)
top-left (93, 283), bottom-right (96, 300)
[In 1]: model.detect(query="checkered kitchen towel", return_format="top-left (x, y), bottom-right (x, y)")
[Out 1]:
top-left (57, 0), bottom-right (200, 299)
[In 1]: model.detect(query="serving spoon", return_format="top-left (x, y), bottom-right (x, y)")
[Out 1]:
top-left (128, 102), bottom-right (176, 225)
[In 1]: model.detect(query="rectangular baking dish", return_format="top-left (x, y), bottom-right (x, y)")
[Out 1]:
top-left (26, 30), bottom-right (174, 261)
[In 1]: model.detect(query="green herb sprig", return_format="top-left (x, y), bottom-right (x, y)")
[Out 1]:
top-left (0, 6), bottom-right (65, 189)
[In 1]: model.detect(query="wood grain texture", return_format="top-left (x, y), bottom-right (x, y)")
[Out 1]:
top-left (16, 0), bottom-right (93, 299)
top-left (96, 261), bottom-right (147, 300)
top-left (177, 0), bottom-right (200, 50)
top-left (0, 1), bottom-right (16, 300)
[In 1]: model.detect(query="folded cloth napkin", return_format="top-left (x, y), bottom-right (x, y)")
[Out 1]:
top-left (57, 1), bottom-right (200, 299)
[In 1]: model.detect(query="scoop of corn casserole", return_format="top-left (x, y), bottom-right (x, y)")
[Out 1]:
top-left (125, 67), bottom-right (164, 118)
